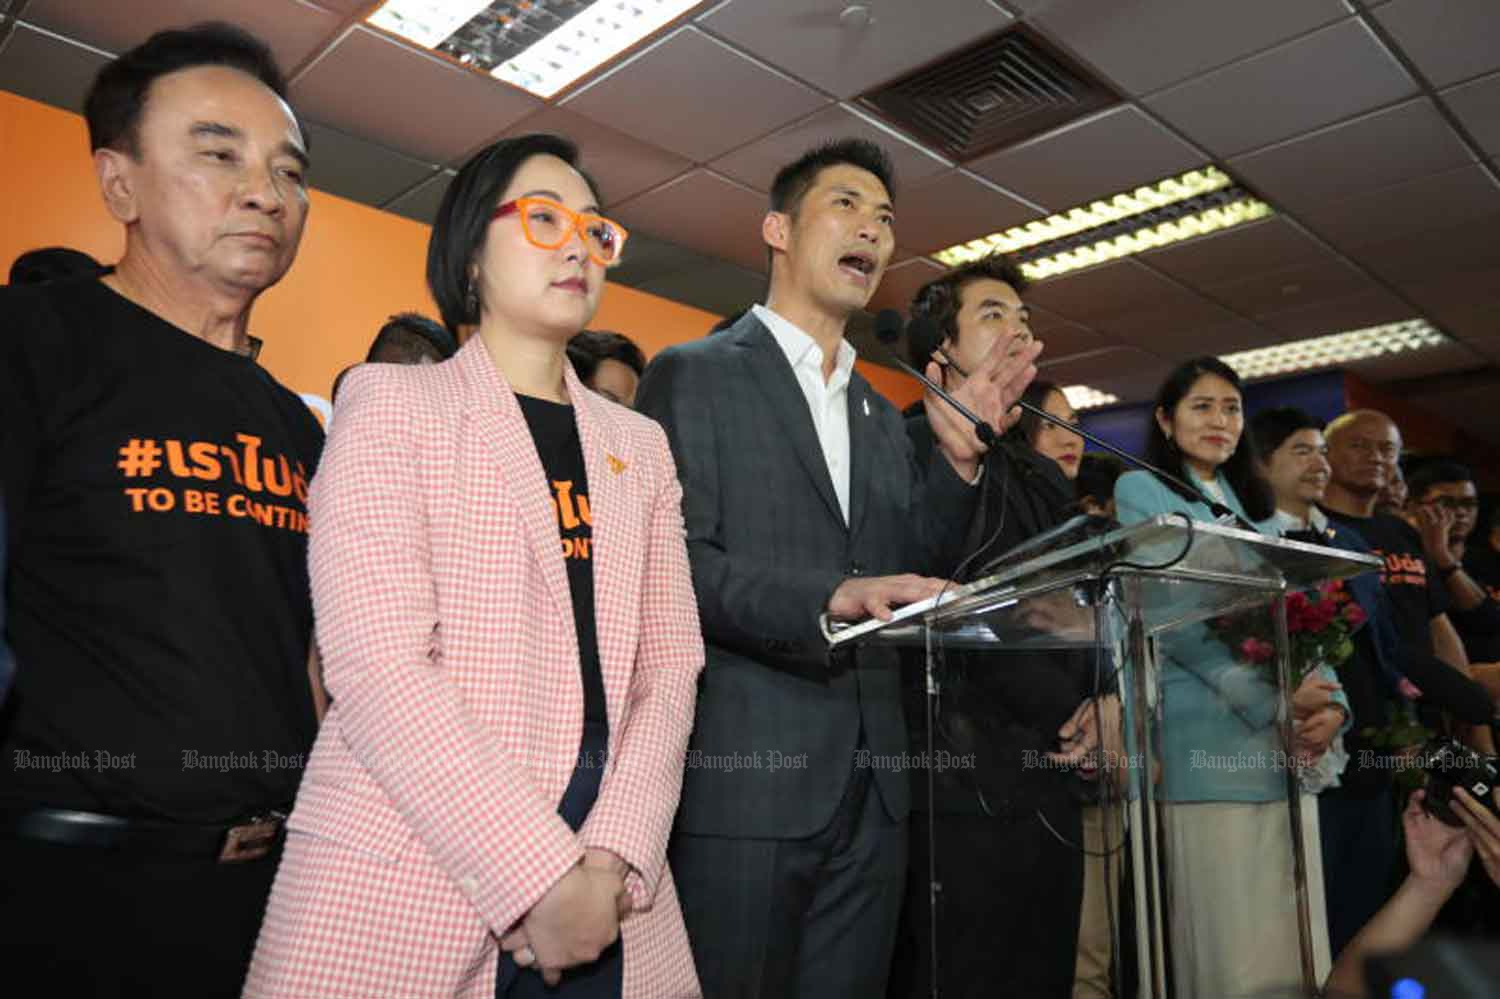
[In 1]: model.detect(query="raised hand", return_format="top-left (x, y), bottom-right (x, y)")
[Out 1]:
top-left (925, 331), bottom-right (1042, 479)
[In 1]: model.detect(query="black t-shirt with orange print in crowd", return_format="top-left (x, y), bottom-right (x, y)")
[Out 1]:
top-left (0, 277), bottom-right (322, 824)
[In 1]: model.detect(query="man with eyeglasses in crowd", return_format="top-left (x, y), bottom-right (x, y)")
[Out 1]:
top-left (1321, 413), bottom-right (1494, 751)
top-left (1404, 459), bottom-right (1500, 666)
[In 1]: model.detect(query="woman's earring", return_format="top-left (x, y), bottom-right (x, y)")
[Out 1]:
top-left (465, 281), bottom-right (479, 319)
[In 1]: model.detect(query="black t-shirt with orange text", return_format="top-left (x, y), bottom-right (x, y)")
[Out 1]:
top-left (516, 395), bottom-right (605, 728)
top-left (0, 278), bottom-right (322, 823)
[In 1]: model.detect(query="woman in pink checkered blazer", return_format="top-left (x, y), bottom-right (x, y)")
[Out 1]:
top-left (245, 135), bottom-right (703, 998)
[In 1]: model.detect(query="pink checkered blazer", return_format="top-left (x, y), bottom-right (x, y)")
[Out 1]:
top-left (245, 338), bottom-right (703, 998)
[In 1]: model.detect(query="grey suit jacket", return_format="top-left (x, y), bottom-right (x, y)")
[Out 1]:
top-left (636, 312), bottom-right (978, 839)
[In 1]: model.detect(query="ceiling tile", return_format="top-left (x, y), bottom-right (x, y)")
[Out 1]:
top-left (1348, 339), bottom-right (1485, 383)
top-left (0, 21), bottom-right (109, 113)
top-left (24, 0), bottom-right (340, 73)
top-left (1258, 287), bottom-right (1414, 339)
top-left (867, 256), bottom-right (946, 314)
top-left (1025, 0), bottom-right (1349, 96)
top-left (1393, 271), bottom-right (1500, 325)
top-left (1037, 345), bottom-right (1176, 405)
top-left (1201, 256), bottom-right (1382, 319)
top-left (1027, 306), bottom-right (1112, 360)
top-left (502, 105), bottom-right (690, 205)
top-left (1355, 214), bottom-right (1500, 290)
top-left (382, 168), bottom-right (453, 225)
top-left (1296, 164), bottom-right (1500, 251)
top-left (888, 169), bottom-right (1039, 255)
top-left (1092, 292), bottom-right (1246, 351)
top-left (302, 120), bottom-right (435, 207)
top-left (698, 0), bottom-right (1013, 99)
top-left (291, 27), bottom-right (539, 164)
top-left (1374, 0), bottom-right (1500, 89)
top-left (1145, 18), bottom-right (1416, 158)
top-left (1134, 316), bottom-right (1277, 357)
top-left (1228, 99), bottom-right (1473, 213)
top-left (562, 26), bottom-right (827, 163)
top-left (1433, 303), bottom-right (1500, 343)
top-left (611, 168), bottom-right (769, 273)
top-left (634, 258), bottom-right (766, 319)
top-left (967, 106), bottom-right (1200, 212)
top-left (710, 103), bottom-right (949, 193)
top-left (1142, 217), bottom-right (1331, 289)
top-left (304, 0), bottom-right (370, 14)
top-left (1442, 72), bottom-right (1500, 159)
top-left (603, 230), bottom-right (712, 289)
top-left (1466, 333), bottom-right (1500, 361)
top-left (1024, 259), bottom-right (1202, 324)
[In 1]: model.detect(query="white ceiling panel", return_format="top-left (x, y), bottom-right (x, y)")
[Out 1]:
top-left (1229, 99), bottom-right (1474, 213)
top-left (562, 27), bottom-right (827, 163)
top-left (502, 105), bottom-right (691, 206)
top-left (382, 168), bottom-right (453, 225)
top-left (1258, 287), bottom-right (1414, 339)
top-left (698, 0), bottom-right (1013, 100)
top-left (1442, 72), bottom-right (1500, 159)
top-left (1027, 305), bottom-right (1113, 361)
top-left (1202, 257), bottom-right (1385, 320)
top-left (0, 21), bottom-right (109, 113)
top-left (867, 256), bottom-right (946, 315)
top-left (1296, 164), bottom-right (1500, 251)
top-left (710, 103), bottom-right (949, 194)
top-left (1348, 339), bottom-right (1486, 383)
top-left (1022, 0), bottom-right (1350, 97)
top-left (23, 0), bottom-right (341, 73)
top-left (1037, 345), bottom-right (1177, 404)
top-left (1145, 18), bottom-right (1416, 159)
top-left (303, 120), bottom-right (435, 207)
top-left (611, 168), bottom-right (769, 274)
top-left (291, 27), bottom-right (539, 165)
top-left (886, 169), bottom-right (1040, 255)
top-left (1142, 217), bottom-right (1332, 290)
top-left (1374, 0), bottom-right (1500, 88)
top-left (967, 106), bottom-right (1201, 212)
top-left (1024, 259), bottom-right (1206, 325)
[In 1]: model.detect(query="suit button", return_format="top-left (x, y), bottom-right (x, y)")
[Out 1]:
top-left (848, 561), bottom-right (865, 576)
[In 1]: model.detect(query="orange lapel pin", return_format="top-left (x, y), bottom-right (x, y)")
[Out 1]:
top-left (607, 453), bottom-right (627, 476)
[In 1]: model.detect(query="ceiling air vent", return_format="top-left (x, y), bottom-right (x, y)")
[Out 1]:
top-left (857, 26), bottom-right (1119, 162)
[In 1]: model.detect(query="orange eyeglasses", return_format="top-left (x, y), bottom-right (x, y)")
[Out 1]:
top-left (492, 196), bottom-right (629, 268)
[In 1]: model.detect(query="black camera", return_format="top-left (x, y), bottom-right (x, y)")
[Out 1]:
top-left (1419, 737), bottom-right (1500, 826)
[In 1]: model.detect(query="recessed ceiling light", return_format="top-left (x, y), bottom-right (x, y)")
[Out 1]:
top-left (368, 0), bottom-right (704, 98)
top-left (1220, 320), bottom-right (1448, 381)
top-left (932, 166), bottom-right (1273, 280)
top-left (1061, 384), bottom-right (1119, 410)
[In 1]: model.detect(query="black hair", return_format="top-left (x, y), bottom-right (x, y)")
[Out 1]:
top-left (366, 312), bottom-right (457, 365)
top-left (568, 329), bottom-right (645, 377)
top-left (427, 133), bottom-right (601, 335)
top-left (1405, 458), bottom-right (1475, 500)
top-left (1248, 406), bottom-right (1322, 462)
top-left (1142, 356), bottom-right (1275, 521)
top-left (84, 21), bottom-right (299, 157)
top-left (8, 247), bottom-right (106, 285)
top-left (768, 138), bottom-right (895, 216)
top-left (1076, 453), bottom-right (1125, 507)
top-left (1003, 380), bottom-right (1064, 448)
top-left (908, 253), bottom-right (1029, 368)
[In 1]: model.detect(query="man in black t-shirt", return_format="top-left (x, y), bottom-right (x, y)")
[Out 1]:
top-left (1402, 460), bottom-right (1500, 666)
top-left (0, 24), bottom-right (321, 997)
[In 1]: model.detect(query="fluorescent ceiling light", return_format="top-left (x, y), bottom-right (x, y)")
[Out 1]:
top-left (368, 1), bottom-right (702, 98)
top-left (1061, 384), bottom-right (1119, 410)
top-left (1220, 320), bottom-right (1448, 381)
top-left (936, 166), bottom-right (1234, 262)
top-left (932, 166), bottom-right (1272, 280)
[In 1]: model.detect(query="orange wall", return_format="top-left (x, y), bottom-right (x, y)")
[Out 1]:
top-left (0, 90), bottom-right (723, 410)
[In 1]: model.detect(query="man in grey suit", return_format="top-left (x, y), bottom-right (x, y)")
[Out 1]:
top-left (636, 139), bottom-right (1040, 997)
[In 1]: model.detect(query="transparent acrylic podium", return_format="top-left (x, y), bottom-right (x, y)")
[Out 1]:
top-left (826, 514), bottom-right (1381, 999)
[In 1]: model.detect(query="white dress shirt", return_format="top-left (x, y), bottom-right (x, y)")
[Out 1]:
top-left (753, 304), bottom-right (857, 524)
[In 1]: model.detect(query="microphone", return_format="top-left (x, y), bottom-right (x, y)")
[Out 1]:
top-left (879, 308), bottom-right (1252, 528)
top-left (872, 310), bottom-right (995, 447)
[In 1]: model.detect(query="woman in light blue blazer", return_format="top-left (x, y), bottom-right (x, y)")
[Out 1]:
top-left (1113, 357), bottom-right (1346, 997)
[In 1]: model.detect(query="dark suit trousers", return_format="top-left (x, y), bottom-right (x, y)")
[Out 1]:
top-left (670, 756), bottom-right (908, 999)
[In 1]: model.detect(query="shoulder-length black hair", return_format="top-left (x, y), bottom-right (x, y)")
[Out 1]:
top-left (1143, 356), bottom-right (1274, 521)
top-left (1003, 379), bottom-right (1063, 448)
top-left (426, 133), bottom-right (601, 335)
